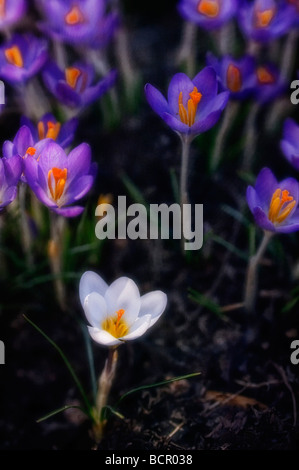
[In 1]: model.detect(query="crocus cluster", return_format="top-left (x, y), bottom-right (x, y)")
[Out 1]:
top-left (80, 271), bottom-right (167, 346)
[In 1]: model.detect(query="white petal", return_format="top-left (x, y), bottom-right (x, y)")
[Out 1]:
top-left (79, 271), bottom-right (109, 306)
top-left (105, 277), bottom-right (141, 325)
top-left (84, 292), bottom-right (107, 327)
top-left (139, 291), bottom-right (167, 327)
top-left (122, 315), bottom-right (151, 340)
top-left (87, 326), bottom-right (121, 347)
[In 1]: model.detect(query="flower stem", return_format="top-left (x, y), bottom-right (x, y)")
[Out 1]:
top-left (241, 101), bottom-right (260, 172)
top-left (92, 347), bottom-right (119, 443)
top-left (19, 182), bottom-right (33, 268)
top-left (210, 100), bottom-right (239, 173)
top-left (176, 22), bottom-right (197, 77)
top-left (48, 212), bottom-right (66, 311)
top-left (179, 135), bottom-right (192, 254)
top-left (244, 231), bottom-right (272, 313)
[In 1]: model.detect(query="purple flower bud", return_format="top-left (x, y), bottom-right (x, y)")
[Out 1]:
top-left (0, 154), bottom-right (22, 211)
top-left (24, 140), bottom-right (97, 217)
top-left (43, 61), bottom-right (117, 108)
top-left (0, 34), bottom-right (48, 85)
top-left (253, 63), bottom-right (287, 103)
top-left (238, 0), bottom-right (295, 43)
top-left (207, 53), bottom-right (256, 100)
top-left (178, 0), bottom-right (237, 30)
top-left (37, 0), bottom-right (119, 48)
top-left (247, 167), bottom-right (299, 233)
top-left (145, 67), bottom-right (229, 139)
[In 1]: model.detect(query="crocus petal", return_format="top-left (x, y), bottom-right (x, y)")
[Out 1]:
top-left (13, 125), bottom-right (35, 156)
top-left (193, 66), bottom-right (218, 113)
top-left (122, 315), bottom-right (151, 340)
top-left (79, 270), bottom-right (109, 306)
top-left (105, 277), bottom-right (141, 326)
top-left (162, 112), bottom-right (190, 134)
top-left (55, 82), bottom-right (82, 108)
top-left (58, 118), bottom-right (78, 147)
top-left (53, 205), bottom-right (84, 217)
top-left (167, 73), bottom-right (194, 115)
top-left (139, 291), bottom-right (167, 327)
top-left (37, 141), bottom-right (68, 174)
top-left (83, 292), bottom-right (108, 327)
top-left (65, 175), bottom-right (94, 203)
top-left (67, 143), bottom-right (91, 181)
top-left (144, 83), bottom-right (169, 117)
top-left (254, 167), bottom-right (278, 207)
top-left (253, 207), bottom-right (275, 232)
top-left (2, 140), bottom-right (14, 158)
top-left (87, 326), bottom-right (121, 347)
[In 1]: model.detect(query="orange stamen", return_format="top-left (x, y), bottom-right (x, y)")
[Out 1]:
top-left (65, 67), bottom-right (81, 89)
top-left (46, 121), bottom-right (61, 140)
top-left (255, 8), bottom-right (276, 28)
top-left (48, 167), bottom-right (67, 202)
top-left (5, 46), bottom-right (23, 68)
top-left (197, 0), bottom-right (219, 17)
top-left (256, 66), bottom-right (275, 84)
top-left (65, 5), bottom-right (84, 25)
top-left (268, 189), bottom-right (296, 224)
top-left (26, 147), bottom-right (36, 156)
top-left (178, 86), bottom-right (202, 127)
top-left (227, 64), bottom-right (242, 92)
top-left (38, 121), bottom-right (45, 140)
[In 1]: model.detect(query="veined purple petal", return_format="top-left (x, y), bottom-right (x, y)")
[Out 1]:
top-left (64, 175), bottom-right (94, 205)
top-left (167, 73), bottom-right (194, 115)
top-left (254, 167), bottom-right (277, 207)
top-left (67, 143), bottom-right (92, 182)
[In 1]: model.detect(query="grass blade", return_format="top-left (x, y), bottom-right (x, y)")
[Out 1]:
top-left (37, 405), bottom-right (85, 423)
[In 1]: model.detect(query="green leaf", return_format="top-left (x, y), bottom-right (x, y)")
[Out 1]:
top-left (115, 372), bottom-right (201, 408)
top-left (188, 288), bottom-right (225, 319)
top-left (37, 405), bottom-right (85, 423)
top-left (23, 315), bottom-right (93, 418)
top-left (221, 204), bottom-right (250, 228)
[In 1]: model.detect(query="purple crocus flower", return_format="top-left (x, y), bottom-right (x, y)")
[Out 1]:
top-left (238, 0), bottom-right (295, 43)
top-left (43, 61), bottom-right (117, 109)
top-left (207, 53), bottom-right (256, 100)
top-left (0, 154), bottom-right (22, 211)
top-left (178, 0), bottom-right (237, 30)
top-left (0, 0), bottom-right (27, 30)
top-left (37, 0), bottom-right (119, 48)
top-left (246, 167), bottom-right (299, 233)
top-left (21, 113), bottom-right (78, 149)
top-left (0, 33), bottom-right (48, 84)
top-left (24, 140), bottom-right (97, 217)
top-left (280, 118), bottom-right (299, 171)
top-left (145, 67), bottom-right (229, 139)
top-left (253, 63), bottom-right (287, 104)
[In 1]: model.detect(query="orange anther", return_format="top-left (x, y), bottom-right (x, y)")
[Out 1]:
top-left (65, 5), bottom-right (84, 25)
top-left (5, 46), bottom-right (23, 68)
top-left (197, 0), bottom-right (219, 17)
top-left (227, 64), bottom-right (242, 92)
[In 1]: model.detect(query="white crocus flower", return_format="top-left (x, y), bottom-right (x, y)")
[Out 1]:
top-left (79, 271), bottom-right (167, 347)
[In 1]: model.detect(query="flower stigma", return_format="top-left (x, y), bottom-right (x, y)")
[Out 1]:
top-left (197, 0), bottom-right (220, 17)
top-left (65, 5), bottom-right (85, 25)
top-left (178, 86), bottom-right (202, 127)
top-left (38, 121), bottom-right (61, 141)
top-left (48, 167), bottom-right (67, 203)
top-left (268, 189), bottom-right (296, 224)
top-left (226, 64), bottom-right (242, 92)
top-left (4, 46), bottom-right (23, 68)
top-left (102, 308), bottom-right (129, 339)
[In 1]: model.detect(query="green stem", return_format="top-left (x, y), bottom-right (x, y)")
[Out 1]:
top-left (180, 135), bottom-right (191, 208)
top-left (244, 231), bottom-right (273, 313)
top-left (19, 182), bottom-right (33, 268)
top-left (49, 212), bottom-right (66, 310)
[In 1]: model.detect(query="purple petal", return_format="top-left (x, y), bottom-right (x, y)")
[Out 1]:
top-left (167, 73), bottom-right (194, 115)
top-left (53, 205), bottom-right (84, 217)
top-left (144, 83), bottom-right (169, 117)
top-left (254, 167), bottom-right (278, 207)
top-left (65, 175), bottom-right (94, 204)
top-left (58, 118), bottom-right (78, 147)
top-left (253, 207), bottom-right (275, 232)
top-left (67, 143), bottom-right (91, 182)
top-left (162, 112), bottom-right (190, 134)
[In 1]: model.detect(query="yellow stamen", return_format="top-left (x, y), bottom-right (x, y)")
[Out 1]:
top-left (102, 309), bottom-right (129, 338)
top-left (65, 5), bottom-right (84, 25)
top-left (226, 64), bottom-right (242, 92)
top-left (5, 46), bottom-right (23, 68)
top-left (48, 167), bottom-right (67, 202)
top-left (65, 67), bottom-right (81, 89)
top-left (256, 66), bottom-right (275, 85)
top-left (38, 121), bottom-right (45, 140)
top-left (197, 0), bottom-right (220, 17)
top-left (26, 147), bottom-right (36, 156)
top-left (46, 121), bottom-right (61, 140)
top-left (0, 0), bottom-right (6, 18)
top-left (178, 87), bottom-right (202, 127)
top-left (255, 8), bottom-right (276, 28)
top-left (268, 188), bottom-right (296, 224)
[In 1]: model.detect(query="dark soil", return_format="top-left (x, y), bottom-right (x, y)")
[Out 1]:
top-left (0, 1), bottom-right (299, 451)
